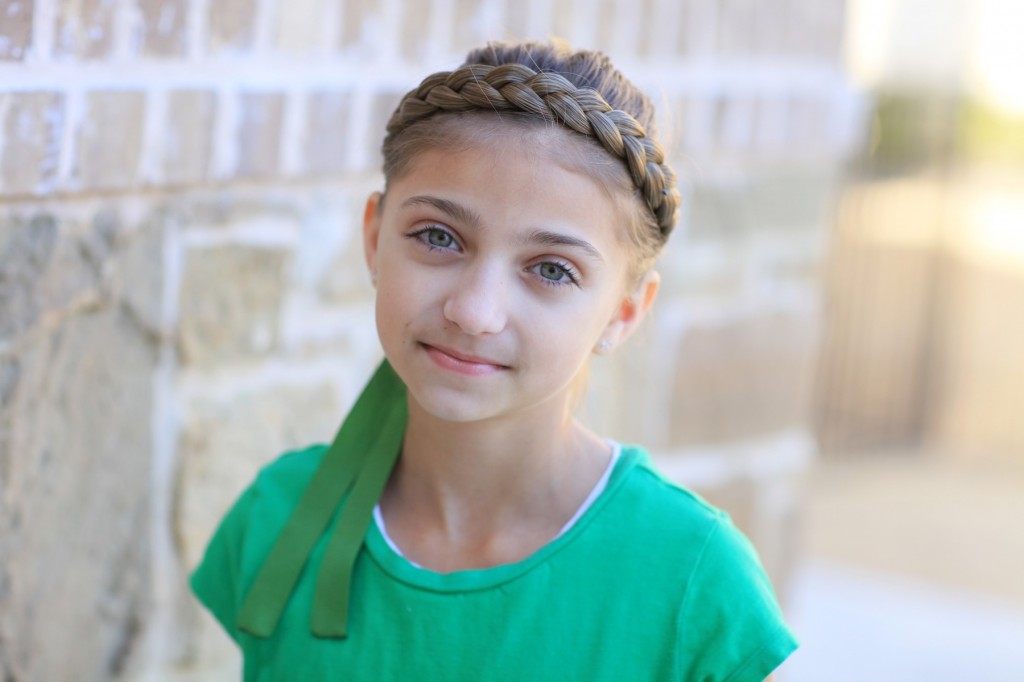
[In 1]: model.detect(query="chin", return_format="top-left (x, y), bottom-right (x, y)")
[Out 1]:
top-left (406, 383), bottom-right (506, 423)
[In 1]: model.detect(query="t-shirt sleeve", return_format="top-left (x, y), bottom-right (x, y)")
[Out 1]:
top-left (189, 483), bottom-right (258, 645)
top-left (675, 516), bottom-right (798, 682)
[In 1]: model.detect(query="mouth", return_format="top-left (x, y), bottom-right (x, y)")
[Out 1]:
top-left (420, 343), bottom-right (510, 376)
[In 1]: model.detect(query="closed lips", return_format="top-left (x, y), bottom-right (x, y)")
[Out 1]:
top-left (423, 343), bottom-right (509, 368)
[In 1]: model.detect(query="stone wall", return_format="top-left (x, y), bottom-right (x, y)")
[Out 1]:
top-left (0, 1), bottom-right (856, 679)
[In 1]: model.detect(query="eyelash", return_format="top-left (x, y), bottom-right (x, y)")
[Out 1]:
top-left (532, 259), bottom-right (580, 288)
top-left (404, 225), bottom-right (582, 289)
top-left (406, 225), bottom-right (459, 253)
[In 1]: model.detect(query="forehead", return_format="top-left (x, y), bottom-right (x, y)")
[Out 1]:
top-left (387, 130), bottom-right (617, 228)
top-left (386, 112), bottom-right (636, 210)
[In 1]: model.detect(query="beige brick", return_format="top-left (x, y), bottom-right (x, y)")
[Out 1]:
top-left (551, 0), bottom-right (577, 44)
top-left (717, 0), bottom-right (755, 56)
top-left (74, 91), bottom-right (146, 191)
top-left (207, 0), bottom-right (256, 52)
top-left (752, 0), bottom-right (787, 56)
top-left (0, 92), bottom-right (64, 196)
top-left (452, 0), bottom-right (489, 53)
top-left (815, 0), bottom-right (846, 62)
top-left (592, 0), bottom-right (621, 54)
top-left (175, 381), bottom-right (342, 569)
top-left (163, 90), bottom-right (216, 185)
top-left (503, 0), bottom-right (529, 40)
top-left (274, 0), bottom-right (329, 53)
top-left (338, 0), bottom-right (378, 49)
top-left (0, 303), bottom-right (156, 682)
top-left (137, 0), bottom-right (188, 56)
top-left (668, 313), bottom-right (818, 446)
top-left (178, 245), bottom-right (290, 367)
top-left (676, 0), bottom-right (716, 57)
top-left (305, 91), bottom-right (351, 175)
top-left (235, 92), bottom-right (284, 178)
top-left (54, 0), bottom-right (117, 59)
top-left (0, 0), bottom-right (33, 60)
top-left (399, 0), bottom-right (432, 60)
top-left (363, 91), bottom-right (402, 172)
top-left (318, 226), bottom-right (373, 303)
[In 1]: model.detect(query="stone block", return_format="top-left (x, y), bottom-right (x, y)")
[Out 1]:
top-left (668, 312), bottom-right (819, 446)
top-left (305, 91), bottom-right (352, 175)
top-left (113, 212), bottom-right (166, 334)
top-left (173, 379), bottom-right (342, 665)
top-left (174, 381), bottom-right (342, 569)
top-left (54, 0), bottom-right (118, 59)
top-left (136, 0), bottom-right (188, 56)
top-left (207, 0), bottom-right (256, 53)
top-left (0, 0), bottom-right (33, 60)
top-left (74, 91), bottom-right (146, 191)
top-left (2, 204), bottom-right (164, 342)
top-left (235, 92), bottom-right (284, 179)
top-left (317, 223), bottom-right (373, 304)
top-left (0, 305), bottom-right (156, 681)
top-left (177, 244), bottom-right (290, 367)
top-left (163, 90), bottom-right (216, 186)
top-left (0, 92), bottom-right (64, 196)
top-left (0, 212), bottom-right (102, 340)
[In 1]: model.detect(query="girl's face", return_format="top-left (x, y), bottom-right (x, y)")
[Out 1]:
top-left (363, 127), bottom-right (658, 425)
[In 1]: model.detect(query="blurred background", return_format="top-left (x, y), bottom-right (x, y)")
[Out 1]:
top-left (0, 0), bottom-right (1021, 680)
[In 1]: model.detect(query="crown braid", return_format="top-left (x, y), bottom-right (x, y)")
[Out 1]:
top-left (384, 62), bottom-right (680, 239)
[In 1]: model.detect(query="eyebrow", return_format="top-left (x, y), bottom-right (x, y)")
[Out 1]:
top-left (522, 230), bottom-right (605, 263)
top-left (400, 195), bottom-right (481, 228)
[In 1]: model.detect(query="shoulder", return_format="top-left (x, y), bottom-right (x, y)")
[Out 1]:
top-left (608, 444), bottom-right (799, 681)
top-left (609, 443), bottom-right (730, 543)
top-left (245, 442), bottom-right (330, 507)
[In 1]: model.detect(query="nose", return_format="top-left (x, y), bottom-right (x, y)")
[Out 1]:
top-left (442, 265), bottom-right (508, 336)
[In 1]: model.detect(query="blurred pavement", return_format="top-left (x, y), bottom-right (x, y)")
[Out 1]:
top-left (777, 450), bottom-right (1024, 682)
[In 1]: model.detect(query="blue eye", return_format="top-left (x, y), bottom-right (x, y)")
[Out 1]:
top-left (426, 229), bottom-right (454, 248)
top-left (532, 261), bottom-right (580, 288)
top-left (408, 226), bottom-right (459, 251)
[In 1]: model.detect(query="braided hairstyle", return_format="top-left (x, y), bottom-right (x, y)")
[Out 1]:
top-left (381, 40), bottom-right (680, 279)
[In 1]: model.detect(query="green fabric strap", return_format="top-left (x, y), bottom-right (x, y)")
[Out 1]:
top-left (236, 359), bottom-right (407, 639)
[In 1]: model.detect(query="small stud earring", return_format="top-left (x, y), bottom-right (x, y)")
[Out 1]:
top-left (370, 272), bottom-right (378, 287)
top-left (596, 340), bottom-right (612, 354)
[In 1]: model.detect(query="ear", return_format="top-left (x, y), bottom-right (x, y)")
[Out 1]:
top-left (595, 270), bottom-right (660, 354)
top-left (363, 191), bottom-right (383, 280)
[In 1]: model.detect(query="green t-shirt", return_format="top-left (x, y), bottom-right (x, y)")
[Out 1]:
top-left (191, 443), bottom-right (797, 681)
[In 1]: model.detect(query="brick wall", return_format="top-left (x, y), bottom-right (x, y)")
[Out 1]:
top-left (0, 0), bottom-right (856, 679)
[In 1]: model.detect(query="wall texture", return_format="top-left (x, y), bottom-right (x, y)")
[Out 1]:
top-left (0, 0), bottom-right (856, 679)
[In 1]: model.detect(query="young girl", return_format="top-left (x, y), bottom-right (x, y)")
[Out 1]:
top-left (191, 41), bottom-right (798, 681)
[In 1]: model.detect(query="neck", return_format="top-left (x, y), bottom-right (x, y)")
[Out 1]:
top-left (379, 394), bottom-right (611, 561)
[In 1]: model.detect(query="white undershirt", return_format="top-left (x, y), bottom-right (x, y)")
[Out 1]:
top-left (373, 440), bottom-right (623, 569)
